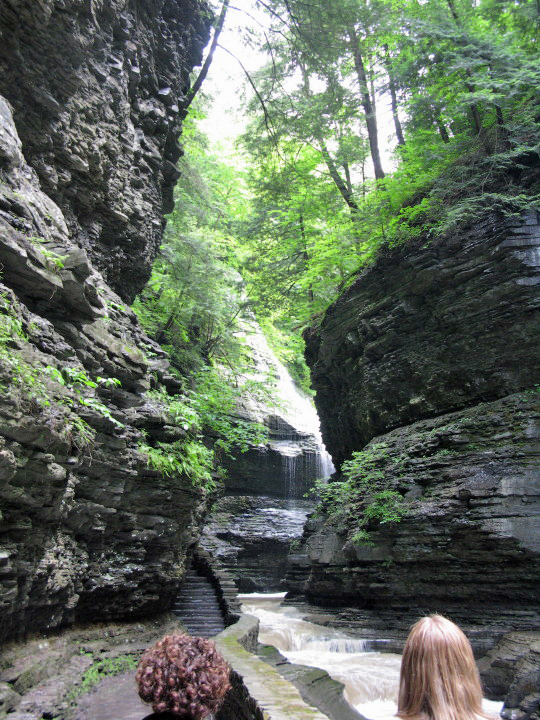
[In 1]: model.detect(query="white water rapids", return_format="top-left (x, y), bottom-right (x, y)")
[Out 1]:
top-left (240, 593), bottom-right (504, 720)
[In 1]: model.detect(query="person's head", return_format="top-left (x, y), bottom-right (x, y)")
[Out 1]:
top-left (136, 633), bottom-right (231, 719)
top-left (397, 615), bottom-right (489, 720)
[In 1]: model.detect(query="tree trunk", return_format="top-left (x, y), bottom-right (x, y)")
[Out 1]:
top-left (343, 160), bottom-right (353, 195)
top-left (156, 313), bottom-right (176, 344)
top-left (434, 113), bottom-right (450, 143)
top-left (182, 0), bottom-right (230, 115)
top-left (383, 44), bottom-right (405, 146)
top-left (319, 138), bottom-right (360, 212)
top-left (445, 0), bottom-right (487, 146)
top-left (300, 217), bottom-right (314, 304)
top-left (348, 26), bottom-right (385, 180)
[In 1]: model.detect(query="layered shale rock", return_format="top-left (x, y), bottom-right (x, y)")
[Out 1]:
top-left (305, 212), bottom-right (540, 466)
top-left (0, 0), bottom-right (209, 301)
top-left (202, 495), bottom-right (314, 591)
top-left (288, 392), bottom-right (540, 619)
top-left (0, 0), bottom-right (211, 644)
top-left (299, 212), bottom-right (540, 712)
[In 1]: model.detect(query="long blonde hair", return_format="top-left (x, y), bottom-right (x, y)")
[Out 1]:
top-left (397, 615), bottom-right (491, 720)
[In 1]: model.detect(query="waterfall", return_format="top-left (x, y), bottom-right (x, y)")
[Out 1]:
top-left (239, 316), bottom-right (335, 499)
top-left (202, 316), bottom-right (335, 592)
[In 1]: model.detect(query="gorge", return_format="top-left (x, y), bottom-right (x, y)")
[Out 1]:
top-left (0, 1), bottom-right (539, 719)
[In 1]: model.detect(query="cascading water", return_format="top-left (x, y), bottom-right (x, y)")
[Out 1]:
top-left (241, 593), bottom-right (401, 720)
top-left (240, 319), bottom-right (335, 499)
top-left (240, 594), bottom-right (504, 720)
top-left (201, 316), bottom-right (334, 591)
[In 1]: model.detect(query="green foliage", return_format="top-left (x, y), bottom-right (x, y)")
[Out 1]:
top-left (65, 413), bottom-right (96, 452)
top-left (42, 365), bottom-right (125, 428)
top-left (138, 367), bottom-right (270, 490)
top-left (69, 654), bottom-right (139, 700)
top-left (37, 247), bottom-right (65, 271)
top-left (237, 0), bottom-right (540, 333)
top-left (0, 290), bottom-right (123, 448)
top-left (0, 293), bottom-right (49, 400)
top-left (133, 108), bottom-right (250, 376)
top-left (28, 236), bottom-right (66, 270)
top-left (312, 443), bottom-right (408, 544)
top-left (0, 293), bottom-right (25, 343)
top-left (139, 439), bottom-right (215, 490)
top-left (190, 368), bottom-right (269, 456)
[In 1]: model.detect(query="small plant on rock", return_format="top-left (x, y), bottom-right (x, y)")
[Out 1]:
top-left (312, 442), bottom-right (409, 545)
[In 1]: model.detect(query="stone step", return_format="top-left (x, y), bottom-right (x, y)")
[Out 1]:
top-left (172, 568), bottom-right (226, 638)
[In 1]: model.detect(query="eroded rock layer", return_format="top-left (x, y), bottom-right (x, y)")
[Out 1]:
top-left (0, 0), bottom-right (211, 643)
top-left (306, 212), bottom-right (540, 466)
top-left (288, 392), bottom-right (540, 613)
top-left (202, 496), bottom-right (315, 591)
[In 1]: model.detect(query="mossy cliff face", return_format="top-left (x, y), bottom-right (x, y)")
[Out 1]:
top-left (0, 0), bottom-right (211, 643)
top-left (300, 211), bottom-right (540, 720)
top-left (300, 213), bottom-right (540, 693)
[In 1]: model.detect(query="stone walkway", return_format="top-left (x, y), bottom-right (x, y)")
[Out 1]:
top-left (75, 672), bottom-right (149, 720)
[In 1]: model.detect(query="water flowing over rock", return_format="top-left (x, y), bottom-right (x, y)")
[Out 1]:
top-left (0, 0), bottom-right (212, 643)
top-left (299, 211), bottom-right (540, 714)
top-left (221, 316), bottom-right (334, 499)
top-left (202, 318), bottom-right (333, 591)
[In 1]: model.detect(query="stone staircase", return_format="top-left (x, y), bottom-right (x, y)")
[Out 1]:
top-left (172, 569), bottom-right (226, 637)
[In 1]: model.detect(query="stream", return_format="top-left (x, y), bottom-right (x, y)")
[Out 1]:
top-left (240, 592), bottom-right (504, 720)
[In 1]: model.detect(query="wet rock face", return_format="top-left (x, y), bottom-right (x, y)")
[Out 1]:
top-left (292, 392), bottom-right (540, 614)
top-left (201, 496), bottom-right (315, 591)
top-left (222, 416), bottom-right (323, 499)
top-left (300, 213), bottom-right (540, 620)
top-left (0, 1), bottom-right (211, 643)
top-left (306, 212), bottom-right (540, 466)
top-left (301, 213), bottom-right (540, 715)
top-left (0, 0), bottom-right (210, 302)
top-left (480, 632), bottom-right (540, 719)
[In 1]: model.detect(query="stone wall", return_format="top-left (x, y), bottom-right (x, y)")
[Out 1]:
top-left (306, 211), bottom-right (540, 466)
top-left (301, 213), bottom-right (540, 618)
top-left (0, 0), bottom-right (212, 643)
top-left (215, 615), bottom-right (332, 720)
top-left (202, 496), bottom-right (315, 591)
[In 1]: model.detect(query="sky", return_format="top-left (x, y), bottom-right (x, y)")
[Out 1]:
top-left (198, 0), bottom-right (266, 147)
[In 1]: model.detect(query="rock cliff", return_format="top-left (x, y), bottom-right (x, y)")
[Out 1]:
top-left (0, 0), bottom-right (211, 643)
top-left (0, 0), bottom-right (209, 301)
top-left (305, 212), bottom-right (540, 467)
top-left (299, 211), bottom-right (540, 710)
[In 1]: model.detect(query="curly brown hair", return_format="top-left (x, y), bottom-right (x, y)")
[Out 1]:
top-left (136, 633), bottom-right (231, 719)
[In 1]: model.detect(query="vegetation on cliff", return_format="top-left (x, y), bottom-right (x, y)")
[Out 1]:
top-left (238, 0), bottom-right (539, 334)
top-left (131, 0), bottom-right (538, 506)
